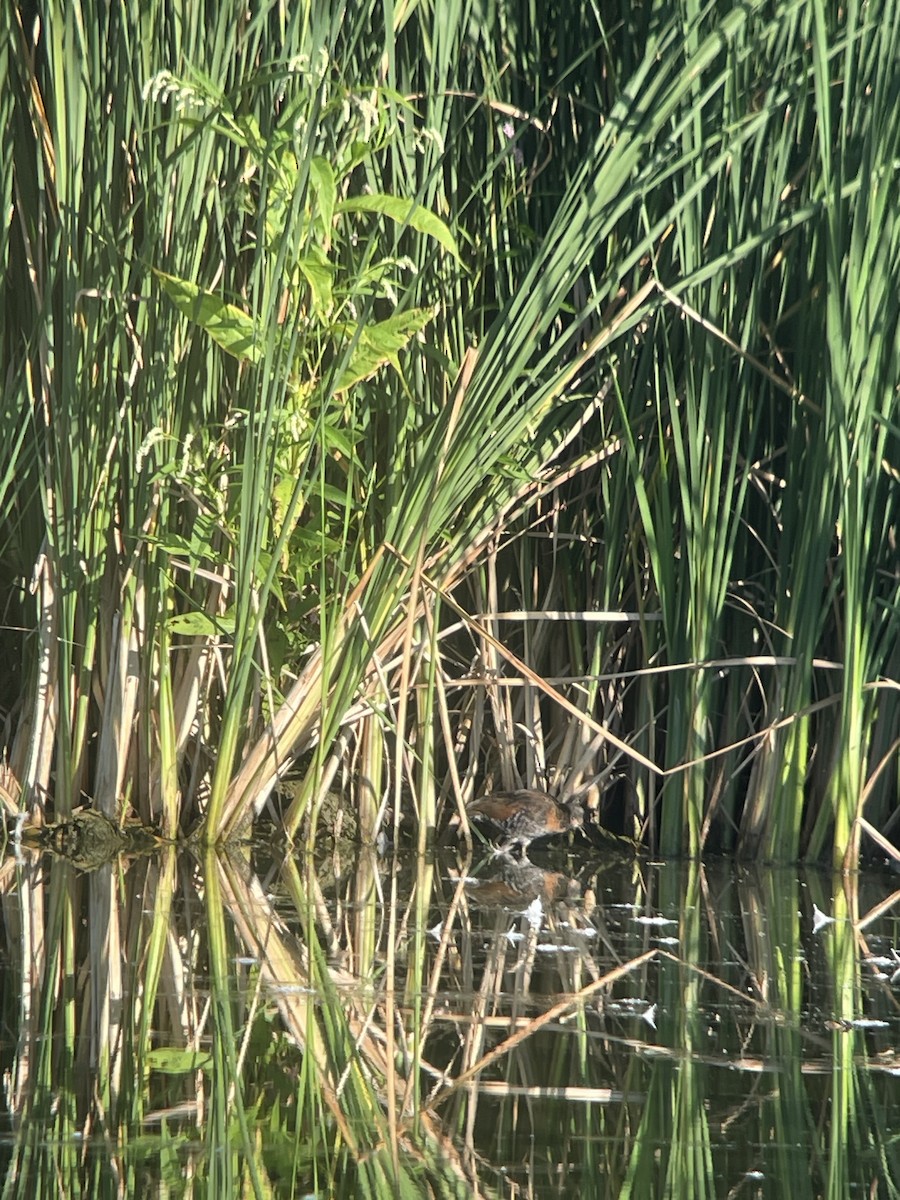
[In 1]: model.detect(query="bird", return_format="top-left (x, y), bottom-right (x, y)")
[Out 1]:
top-left (465, 788), bottom-right (585, 857)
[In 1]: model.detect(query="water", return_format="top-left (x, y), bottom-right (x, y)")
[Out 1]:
top-left (0, 839), bottom-right (898, 1197)
top-left (423, 850), bottom-right (900, 1197)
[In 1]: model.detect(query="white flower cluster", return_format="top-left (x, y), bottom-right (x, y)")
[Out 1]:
top-left (339, 94), bottom-right (379, 142)
top-left (278, 50), bottom-right (330, 105)
top-left (141, 70), bottom-right (211, 113)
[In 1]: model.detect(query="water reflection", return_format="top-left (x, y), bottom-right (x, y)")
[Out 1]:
top-left (0, 838), bottom-right (899, 1197)
top-left (460, 855), bottom-right (582, 907)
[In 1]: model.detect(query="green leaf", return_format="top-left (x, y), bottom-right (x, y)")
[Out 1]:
top-left (310, 156), bottom-right (337, 233)
top-left (296, 247), bottom-right (334, 315)
top-left (154, 270), bottom-right (262, 363)
top-left (290, 523), bottom-right (342, 550)
top-left (146, 1048), bottom-right (214, 1074)
top-left (167, 611), bottom-right (236, 636)
top-left (319, 420), bottom-right (359, 463)
top-left (335, 308), bottom-right (434, 391)
top-left (336, 194), bottom-right (460, 259)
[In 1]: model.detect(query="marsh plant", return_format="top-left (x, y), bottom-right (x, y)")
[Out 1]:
top-left (3, 2), bottom-right (900, 1196)
top-left (3, 1), bottom-right (900, 860)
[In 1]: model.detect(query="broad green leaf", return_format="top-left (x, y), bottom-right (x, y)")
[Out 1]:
top-left (146, 1048), bottom-right (214, 1074)
top-left (290, 523), bottom-right (343, 550)
top-left (154, 270), bottom-right (262, 363)
top-left (296, 248), bottom-right (334, 315)
top-left (167, 611), bottom-right (237, 636)
top-left (319, 421), bottom-right (359, 463)
top-left (310, 155), bottom-right (337, 233)
top-left (337, 194), bottom-right (460, 259)
top-left (235, 112), bottom-right (264, 156)
top-left (335, 308), bottom-right (434, 391)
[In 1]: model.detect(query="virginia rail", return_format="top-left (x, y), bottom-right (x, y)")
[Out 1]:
top-left (466, 788), bottom-right (585, 856)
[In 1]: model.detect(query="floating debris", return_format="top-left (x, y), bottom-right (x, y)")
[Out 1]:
top-left (268, 983), bottom-right (316, 996)
top-left (522, 897), bottom-right (544, 930)
top-left (812, 904), bottom-right (835, 933)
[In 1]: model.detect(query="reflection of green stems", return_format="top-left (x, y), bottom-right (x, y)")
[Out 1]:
top-left (222, 851), bottom-right (475, 1193)
top-left (205, 850), bottom-right (266, 1198)
top-left (129, 849), bottom-right (178, 1134)
top-left (666, 863), bottom-right (714, 1198)
top-left (758, 870), bottom-right (813, 1198)
top-left (4, 864), bottom-right (77, 1198)
top-left (823, 886), bottom-right (855, 1200)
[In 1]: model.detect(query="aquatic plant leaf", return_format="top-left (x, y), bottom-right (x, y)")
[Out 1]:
top-left (296, 246), bottom-right (334, 316)
top-left (337, 194), bottom-right (460, 259)
top-left (334, 308), bottom-right (434, 390)
top-left (146, 1048), bottom-right (214, 1073)
top-left (310, 155), bottom-right (337, 234)
top-left (154, 269), bottom-right (263, 363)
top-left (167, 611), bottom-right (236, 636)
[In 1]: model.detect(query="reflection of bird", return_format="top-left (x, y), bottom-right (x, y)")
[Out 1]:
top-left (466, 789), bottom-right (584, 856)
top-left (464, 858), bottom-right (581, 907)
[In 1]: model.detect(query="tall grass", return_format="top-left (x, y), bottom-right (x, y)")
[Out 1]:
top-left (1, 0), bottom-right (899, 865)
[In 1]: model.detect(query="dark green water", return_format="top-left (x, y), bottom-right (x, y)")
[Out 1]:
top-left (0, 839), bottom-right (898, 1197)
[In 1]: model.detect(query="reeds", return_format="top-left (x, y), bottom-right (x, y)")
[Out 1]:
top-left (2, 2), bottom-right (899, 862)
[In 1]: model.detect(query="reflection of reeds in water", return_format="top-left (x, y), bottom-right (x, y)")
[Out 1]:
top-left (212, 848), bottom-right (476, 1192)
top-left (3, 846), bottom-right (900, 1195)
top-left (0, 848), bottom-right (188, 1191)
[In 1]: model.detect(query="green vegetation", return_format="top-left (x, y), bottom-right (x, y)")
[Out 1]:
top-left (6, 4), bottom-right (900, 1193)
top-left (2, 1), bottom-right (900, 863)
